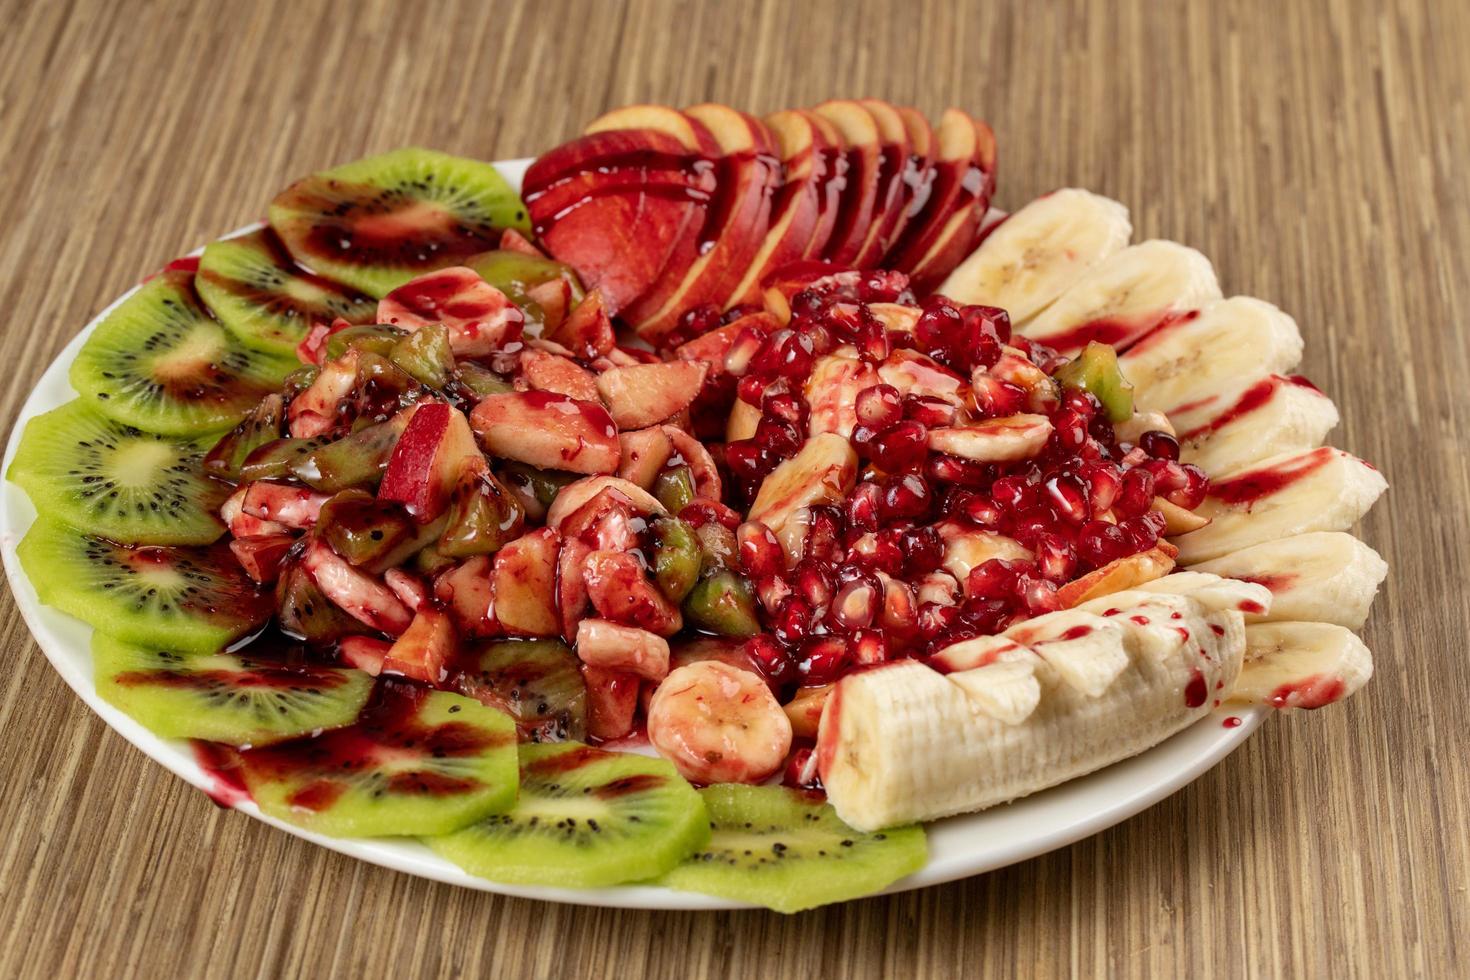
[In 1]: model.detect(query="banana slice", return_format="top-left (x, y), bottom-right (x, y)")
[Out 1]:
top-left (927, 414), bottom-right (1053, 461)
top-left (1233, 622), bottom-right (1373, 709)
top-left (1120, 296), bottom-right (1303, 415)
top-left (935, 519), bottom-right (1032, 584)
top-left (817, 596), bottom-right (1244, 830)
top-left (1074, 592), bottom-right (1202, 663)
top-left (805, 351), bottom-right (879, 438)
top-left (1191, 532), bottom-right (1388, 629)
top-left (748, 433), bottom-right (858, 559)
top-left (1017, 241), bottom-right (1222, 353)
top-left (937, 189), bottom-right (1131, 321)
top-left (1176, 374), bottom-right (1340, 475)
top-left (947, 659), bottom-right (1042, 725)
top-left (1005, 610), bottom-right (1129, 696)
top-left (1171, 447), bottom-right (1388, 564)
top-left (928, 633), bottom-right (1026, 672)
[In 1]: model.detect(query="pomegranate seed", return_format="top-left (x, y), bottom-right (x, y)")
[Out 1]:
top-left (756, 574), bottom-right (793, 614)
top-left (1117, 516), bottom-right (1161, 552)
top-left (1081, 461), bottom-right (1123, 513)
top-left (737, 521), bottom-right (785, 579)
top-left (1051, 409), bottom-right (1088, 451)
top-left (869, 420), bottom-right (929, 472)
top-left (966, 558), bottom-right (1025, 600)
top-left (798, 636), bottom-right (850, 685)
top-left (794, 560), bottom-right (835, 609)
top-left (782, 746), bottom-right (823, 790)
top-left (1034, 532), bottom-right (1078, 583)
top-left (762, 391), bottom-right (807, 426)
top-left (846, 531), bottom-right (904, 576)
top-left (962, 303), bottom-right (1012, 345)
top-left (751, 328), bottom-right (816, 380)
top-left (754, 416), bottom-right (802, 454)
top-left (1142, 458), bottom-right (1188, 496)
top-left (1017, 572), bottom-right (1062, 615)
top-left (915, 303), bottom-right (965, 364)
top-left (1076, 520), bottom-right (1132, 569)
top-left (991, 475), bottom-right (1035, 515)
top-left (927, 453), bottom-right (989, 487)
top-left (802, 505), bottom-right (845, 564)
top-left (900, 525), bottom-right (944, 576)
top-left (859, 269), bottom-right (910, 303)
top-left (918, 601), bottom-right (961, 640)
top-left (773, 596), bottom-right (814, 647)
top-left (1043, 473), bottom-right (1090, 524)
top-left (723, 326), bottom-right (767, 375)
top-left (829, 574), bottom-right (880, 632)
top-left (903, 394), bottom-right (957, 427)
top-left (790, 289), bottom-right (826, 319)
top-left (844, 481), bottom-right (883, 532)
top-left (959, 494), bottom-right (1003, 528)
top-left (737, 374), bottom-right (770, 405)
top-left (970, 376), bottom-right (1028, 419)
top-left (679, 499), bottom-right (741, 530)
top-left (881, 472), bottom-right (932, 520)
top-left (1115, 467), bottom-right (1157, 517)
top-left (959, 596), bottom-right (1011, 634)
top-left (851, 628), bottom-right (889, 664)
top-left (1061, 388), bottom-right (1098, 420)
top-left (854, 383), bottom-right (903, 429)
top-left (880, 578), bottom-right (919, 637)
top-left (1139, 430), bottom-right (1181, 461)
top-left (1010, 506), bottom-right (1057, 545)
top-left (1167, 463), bottom-right (1210, 510)
top-left (746, 633), bottom-right (796, 686)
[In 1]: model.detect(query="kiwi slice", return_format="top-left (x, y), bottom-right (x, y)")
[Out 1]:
top-left (92, 632), bottom-right (372, 745)
top-left (453, 639), bottom-right (587, 742)
top-left (428, 742), bottom-right (709, 887)
top-left (70, 267), bottom-right (297, 436)
top-left (658, 785), bottom-right (928, 913)
top-left (235, 681), bottom-right (518, 837)
top-left (203, 393), bottom-right (286, 480)
top-left (17, 517), bottom-right (271, 655)
top-left (269, 148), bottom-right (530, 298)
top-left (197, 227), bottom-right (378, 356)
top-left (8, 400), bottom-right (227, 545)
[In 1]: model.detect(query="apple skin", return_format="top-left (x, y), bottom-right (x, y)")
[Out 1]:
top-left (849, 99), bottom-right (913, 267)
top-left (382, 607), bottom-right (456, 683)
top-left (378, 402), bottom-right (486, 523)
top-left (469, 391), bottom-right (621, 475)
top-left (811, 100), bottom-right (883, 267)
top-left (229, 533), bottom-right (296, 584)
top-left (581, 664), bottom-right (641, 740)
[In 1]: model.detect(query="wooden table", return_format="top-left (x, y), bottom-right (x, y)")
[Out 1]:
top-left (2, 0), bottom-right (1465, 975)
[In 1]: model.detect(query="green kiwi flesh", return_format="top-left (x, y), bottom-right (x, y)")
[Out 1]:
top-left (657, 784), bottom-right (928, 913)
top-left (236, 681), bottom-right (518, 837)
top-left (93, 633), bottom-right (372, 745)
top-left (269, 148), bottom-right (530, 298)
top-left (197, 227), bottom-right (378, 356)
top-left (17, 517), bottom-right (271, 655)
top-left (8, 400), bottom-right (228, 545)
top-left (453, 639), bottom-right (587, 742)
top-left (427, 742), bottom-right (708, 888)
top-left (69, 267), bottom-right (297, 436)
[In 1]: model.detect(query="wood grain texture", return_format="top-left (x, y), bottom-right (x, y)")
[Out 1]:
top-left (0, 0), bottom-right (1465, 975)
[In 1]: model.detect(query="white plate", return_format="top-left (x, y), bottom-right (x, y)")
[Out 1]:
top-left (0, 158), bottom-right (1266, 910)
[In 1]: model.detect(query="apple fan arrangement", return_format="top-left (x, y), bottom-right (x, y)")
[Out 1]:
top-left (6, 99), bottom-right (1387, 912)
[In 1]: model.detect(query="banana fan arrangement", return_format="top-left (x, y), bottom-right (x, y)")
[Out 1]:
top-left (7, 100), bottom-right (1385, 912)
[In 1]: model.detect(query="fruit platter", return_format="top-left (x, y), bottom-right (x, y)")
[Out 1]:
top-left (1, 100), bottom-right (1388, 912)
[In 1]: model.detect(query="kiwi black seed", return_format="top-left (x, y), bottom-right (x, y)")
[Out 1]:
top-left (235, 681), bottom-right (518, 837)
top-left (17, 517), bottom-right (272, 655)
top-left (197, 227), bottom-right (378, 357)
top-left (8, 399), bottom-right (228, 545)
top-left (69, 266), bottom-right (297, 436)
top-left (453, 639), bottom-right (588, 742)
top-left (657, 784), bottom-right (928, 913)
top-left (427, 741), bottom-right (709, 888)
top-left (92, 632), bottom-right (373, 745)
top-left (268, 147), bottom-right (530, 298)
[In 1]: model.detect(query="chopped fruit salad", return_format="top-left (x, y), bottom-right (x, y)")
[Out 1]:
top-left (7, 99), bottom-right (1388, 912)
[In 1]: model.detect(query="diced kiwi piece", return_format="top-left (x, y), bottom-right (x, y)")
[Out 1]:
top-left (453, 638), bottom-right (587, 742)
top-left (389, 323), bottom-right (455, 389)
top-left (203, 394), bottom-right (286, 480)
top-left (464, 250), bottom-right (584, 334)
top-left (456, 361), bottom-right (513, 397)
top-left (1053, 341), bottom-right (1135, 422)
top-left (325, 324), bottom-right (404, 361)
top-left (659, 784), bottom-right (928, 913)
top-left (269, 148), bottom-right (530, 299)
top-left (439, 472), bottom-right (524, 558)
top-left (236, 681), bottom-right (518, 836)
top-left (316, 490), bottom-right (419, 566)
top-left (17, 518), bottom-right (271, 654)
top-left (652, 465), bottom-right (696, 514)
top-left (7, 400), bottom-right (227, 545)
top-left (428, 742), bottom-right (708, 887)
top-left (498, 463), bottom-right (578, 521)
top-left (288, 415), bottom-right (407, 492)
top-left (92, 632), bottom-right (372, 745)
top-left (276, 561), bottom-right (366, 643)
top-left (69, 267), bottom-right (297, 436)
top-left (196, 228), bottom-right (378, 356)
top-left (239, 435), bottom-right (332, 481)
top-left (650, 516), bottom-right (701, 604)
top-left (683, 570), bottom-right (760, 638)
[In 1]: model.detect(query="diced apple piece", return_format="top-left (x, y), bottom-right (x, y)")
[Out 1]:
top-left (927, 414), bottom-right (1053, 462)
top-left (518, 348), bottom-right (601, 402)
top-left (1056, 547), bottom-right (1177, 607)
top-left (544, 289), bottom-right (616, 360)
top-left (376, 267), bottom-right (524, 357)
top-left (338, 635), bottom-right (391, 676)
top-left (378, 402), bottom-right (486, 522)
top-left (878, 348), bottom-right (966, 405)
top-left (662, 425), bottom-right (723, 500)
top-left (783, 684), bottom-right (834, 739)
top-left (434, 555), bottom-right (497, 637)
top-left (726, 397), bottom-right (761, 442)
top-left (583, 550), bottom-right (683, 636)
top-left (382, 607), bottom-right (455, 683)
top-left (557, 537), bottom-right (593, 640)
top-left (574, 618), bottom-right (671, 682)
top-left (581, 665), bottom-right (640, 740)
top-left (617, 426), bottom-right (674, 489)
top-left (470, 391), bottom-right (620, 474)
top-left (935, 520), bottom-right (1033, 584)
top-left (241, 481), bottom-right (330, 529)
top-left (229, 533), bottom-right (296, 584)
top-left (748, 434), bottom-right (859, 560)
top-left (222, 485), bottom-right (288, 538)
top-left (383, 567), bottom-right (429, 610)
top-left (522, 278), bottom-right (573, 331)
top-left (489, 527), bottom-right (561, 637)
top-left (546, 476), bottom-right (666, 532)
top-left (288, 349), bottom-right (359, 437)
top-left (804, 352), bottom-right (880, 438)
top-left (1151, 496), bottom-right (1211, 534)
top-left (595, 360), bottom-right (708, 430)
top-left (302, 539), bottom-right (413, 635)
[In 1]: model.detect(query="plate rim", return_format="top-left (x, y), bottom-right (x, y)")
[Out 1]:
top-left (0, 157), bottom-right (1266, 911)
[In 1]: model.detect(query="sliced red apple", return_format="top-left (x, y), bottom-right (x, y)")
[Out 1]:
top-left (382, 606), bottom-right (455, 683)
top-left (489, 527), bottom-right (561, 637)
top-left (376, 267), bottom-right (525, 357)
top-left (620, 104), bottom-right (781, 338)
top-left (581, 665), bottom-right (640, 740)
top-left (584, 104), bottom-right (721, 154)
top-left (544, 289), bottom-right (615, 360)
top-left (892, 105), bottom-right (938, 250)
top-left (850, 99), bottom-right (913, 265)
top-left (433, 555), bottom-right (497, 637)
top-left (811, 100), bottom-right (883, 266)
top-left (582, 550), bottom-right (683, 636)
top-left (595, 360), bottom-right (708, 430)
top-left (469, 391), bottom-right (620, 474)
top-left (378, 401), bottom-right (486, 522)
top-left (797, 111), bottom-right (848, 261)
top-left (885, 108), bottom-right (998, 293)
